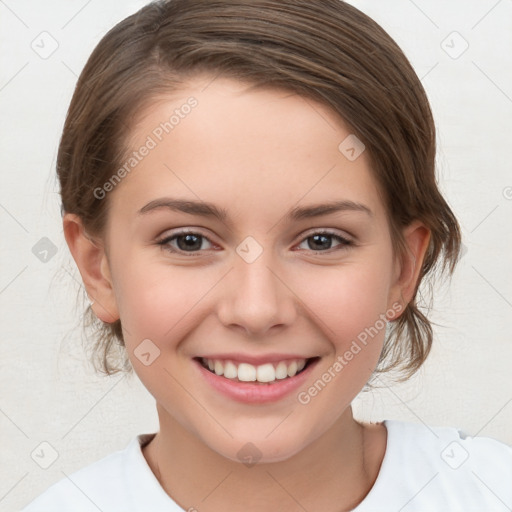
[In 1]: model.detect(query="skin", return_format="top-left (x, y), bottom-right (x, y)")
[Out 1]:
top-left (64, 75), bottom-right (430, 511)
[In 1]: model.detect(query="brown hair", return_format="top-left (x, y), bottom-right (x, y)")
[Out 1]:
top-left (58, 0), bottom-right (462, 381)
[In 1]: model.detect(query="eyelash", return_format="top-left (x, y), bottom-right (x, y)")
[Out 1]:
top-left (156, 229), bottom-right (354, 256)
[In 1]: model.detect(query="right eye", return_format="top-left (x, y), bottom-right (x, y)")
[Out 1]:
top-left (157, 230), bottom-right (216, 256)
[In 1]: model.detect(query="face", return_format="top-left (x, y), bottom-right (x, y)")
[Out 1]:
top-left (84, 76), bottom-right (419, 463)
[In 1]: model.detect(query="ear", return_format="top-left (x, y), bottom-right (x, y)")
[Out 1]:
top-left (387, 220), bottom-right (431, 320)
top-left (63, 213), bottom-right (119, 324)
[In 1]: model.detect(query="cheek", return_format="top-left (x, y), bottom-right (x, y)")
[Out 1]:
top-left (112, 256), bottom-right (215, 346)
top-left (291, 264), bottom-right (391, 423)
top-left (294, 260), bottom-right (391, 343)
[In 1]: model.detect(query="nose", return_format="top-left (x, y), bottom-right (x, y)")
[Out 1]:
top-left (216, 249), bottom-right (297, 337)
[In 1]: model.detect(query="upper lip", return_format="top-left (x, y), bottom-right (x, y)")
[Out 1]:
top-left (195, 353), bottom-right (318, 366)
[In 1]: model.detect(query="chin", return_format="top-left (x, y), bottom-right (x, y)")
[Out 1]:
top-left (210, 433), bottom-right (309, 466)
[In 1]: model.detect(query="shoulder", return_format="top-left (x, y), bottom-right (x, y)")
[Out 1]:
top-left (357, 420), bottom-right (512, 512)
top-left (21, 434), bottom-right (176, 512)
top-left (386, 419), bottom-right (512, 474)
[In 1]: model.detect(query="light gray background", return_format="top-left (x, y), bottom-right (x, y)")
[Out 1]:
top-left (1, 1), bottom-right (511, 510)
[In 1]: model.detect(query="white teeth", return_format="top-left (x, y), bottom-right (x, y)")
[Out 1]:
top-left (223, 361), bottom-right (238, 379)
top-left (287, 361), bottom-right (297, 377)
top-left (200, 357), bottom-right (310, 383)
top-left (238, 363), bottom-right (256, 382)
top-left (214, 360), bottom-right (223, 376)
top-left (256, 363), bottom-right (275, 383)
top-left (275, 361), bottom-right (288, 379)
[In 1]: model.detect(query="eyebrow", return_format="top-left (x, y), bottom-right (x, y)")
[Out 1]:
top-left (138, 198), bottom-right (373, 223)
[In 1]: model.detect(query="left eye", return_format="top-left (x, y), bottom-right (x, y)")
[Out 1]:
top-left (157, 230), bottom-right (353, 256)
top-left (296, 231), bottom-right (353, 252)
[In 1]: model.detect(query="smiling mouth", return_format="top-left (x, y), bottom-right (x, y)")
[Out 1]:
top-left (194, 356), bottom-right (320, 384)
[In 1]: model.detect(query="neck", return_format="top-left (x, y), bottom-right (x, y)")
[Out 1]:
top-left (143, 405), bottom-right (384, 512)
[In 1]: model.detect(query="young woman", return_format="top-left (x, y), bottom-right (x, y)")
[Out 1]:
top-left (23, 1), bottom-right (512, 510)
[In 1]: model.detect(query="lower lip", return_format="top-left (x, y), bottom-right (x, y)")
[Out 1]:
top-left (193, 358), bottom-right (319, 404)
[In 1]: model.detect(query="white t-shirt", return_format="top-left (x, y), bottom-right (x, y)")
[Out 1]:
top-left (22, 420), bottom-right (512, 512)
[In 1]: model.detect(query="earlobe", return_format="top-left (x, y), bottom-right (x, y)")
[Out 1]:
top-left (388, 220), bottom-right (431, 318)
top-left (62, 213), bottom-right (120, 324)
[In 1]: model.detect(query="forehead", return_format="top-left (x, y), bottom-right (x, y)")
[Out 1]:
top-left (111, 76), bottom-right (386, 225)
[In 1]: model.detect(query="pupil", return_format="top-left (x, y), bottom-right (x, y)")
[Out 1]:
top-left (310, 234), bottom-right (330, 250)
top-left (178, 234), bottom-right (201, 251)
